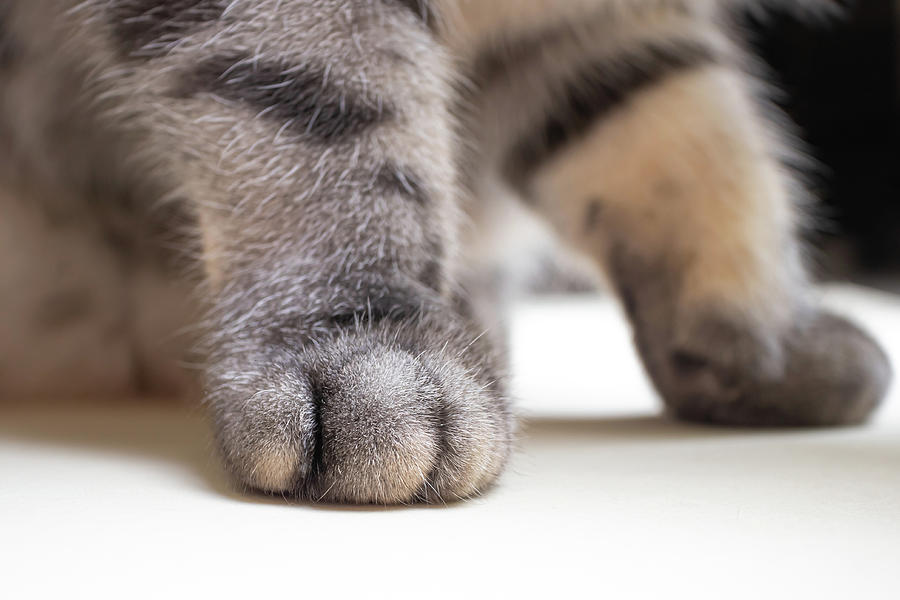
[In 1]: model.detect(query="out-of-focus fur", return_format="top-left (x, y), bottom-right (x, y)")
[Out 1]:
top-left (0, 0), bottom-right (891, 503)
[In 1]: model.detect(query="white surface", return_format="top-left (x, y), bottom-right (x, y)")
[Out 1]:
top-left (2, 285), bottom-right (899, 599)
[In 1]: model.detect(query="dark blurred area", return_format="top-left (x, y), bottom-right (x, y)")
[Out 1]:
top-left (744, 0), bottom-right (900, 284)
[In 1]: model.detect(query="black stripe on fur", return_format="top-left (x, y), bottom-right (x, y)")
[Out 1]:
top-left (387, 0), bottom-right (436, 30)
top-left (110, 0), bottom-right (226, 58)
top-left (0, 4), bottom-right (19, 68)
top-left (503, 39), bottom-right (718, 191)
top-left (179, 52), bottom-right (390, 142)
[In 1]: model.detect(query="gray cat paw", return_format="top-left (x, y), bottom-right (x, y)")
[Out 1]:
top-left (647, 309), bottom-right (892, 427)
top-left (206, 322), bottom-right (512, 504)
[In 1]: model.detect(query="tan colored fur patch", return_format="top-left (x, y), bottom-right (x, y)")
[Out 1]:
top-left (532, 66), bottom-right (803, 328)
top-left (249, 447), bottom-right (300, 493)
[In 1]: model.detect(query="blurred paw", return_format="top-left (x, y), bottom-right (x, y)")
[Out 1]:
top-left (651, 309), bottom-right (891, 427)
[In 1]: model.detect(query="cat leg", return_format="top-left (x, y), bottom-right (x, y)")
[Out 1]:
top-left (469, 6), bottom-right (891, 426)
top-left (78, 0), bottom-right (512, 502)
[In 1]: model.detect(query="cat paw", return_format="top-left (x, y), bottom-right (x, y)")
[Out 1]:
top-left (206, 321), bottom-right (512, 504)
top-left (641, 309), bottom-right (892, 427)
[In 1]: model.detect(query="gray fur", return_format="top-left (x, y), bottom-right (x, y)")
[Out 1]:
top-left (109, 0), bottom-right (227, 57)
top-left (177, 51), bottom-right (393, 142)
top-left (0, 0), bottom-right (891, 504)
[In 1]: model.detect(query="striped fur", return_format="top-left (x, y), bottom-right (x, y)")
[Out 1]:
top-left (500, 38), bottom-right (719, 194)
top-left (110, 0), bottom-right (227, 57)
top-left (0, 0), bottom-right (890, 504)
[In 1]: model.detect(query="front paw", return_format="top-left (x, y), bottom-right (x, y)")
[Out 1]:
top-left (645, 308), bottom-right (892, 427)
top-left (206, 321), bottom-right (512, 504)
